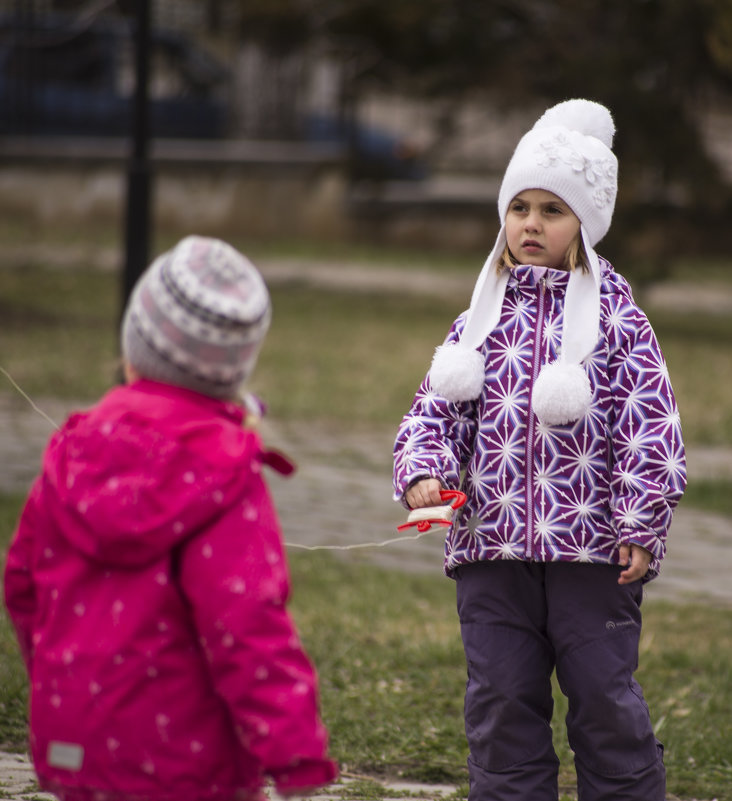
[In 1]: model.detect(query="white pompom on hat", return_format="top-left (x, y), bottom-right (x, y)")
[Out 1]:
top-left (429, 99), bottom-right (618, 426)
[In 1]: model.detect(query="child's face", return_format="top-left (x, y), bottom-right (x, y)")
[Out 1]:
top-left (505, 189), bottom-right (581, 270)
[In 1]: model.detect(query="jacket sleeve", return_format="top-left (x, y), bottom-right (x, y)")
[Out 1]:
top-left (3, 479), bottom-right (42, 671)
top-left (393, 318), bottom-right (478, 504)
top-left (177, 474), bottom-right (337, 793)
top-left (606, 298), bottom-right (687, 566)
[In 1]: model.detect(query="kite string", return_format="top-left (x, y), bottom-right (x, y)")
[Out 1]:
top-left (0, 366), bottom-right (59, 430)
top-left (285, 527), bottom-right (442, 551)
top-left (1, 365), bottom-right (446, 553)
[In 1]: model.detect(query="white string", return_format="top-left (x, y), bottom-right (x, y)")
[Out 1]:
top-left (1, 364), bottom-right (445, 552)
top-left (0, 367), bottom-right (59, 430)
top-left (285, 527), bottom-right (444, 551)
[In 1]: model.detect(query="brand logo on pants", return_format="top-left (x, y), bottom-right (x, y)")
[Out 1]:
top-left (605, 619), bottom-right (636, 630)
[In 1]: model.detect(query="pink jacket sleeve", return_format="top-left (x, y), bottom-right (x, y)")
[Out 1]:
top-left (177, 476), bottom-right (337, 793)
top-left (3, 479), bottom-right (42, 670)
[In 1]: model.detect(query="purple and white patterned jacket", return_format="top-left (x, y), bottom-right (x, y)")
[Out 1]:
top-left (393, 259), bottom-right (686, 579)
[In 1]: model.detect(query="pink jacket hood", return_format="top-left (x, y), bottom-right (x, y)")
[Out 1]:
top-left (43, 380), bottom-right (257, 567)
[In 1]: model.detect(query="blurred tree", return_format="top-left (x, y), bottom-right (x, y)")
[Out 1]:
top-left (236, 0), bottom-right (732, 269)
top-left (705, 0), bottom-right (732, 75)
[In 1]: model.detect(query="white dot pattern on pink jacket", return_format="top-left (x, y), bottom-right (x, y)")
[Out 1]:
top-left (4, 379), bottom-right (337, 801)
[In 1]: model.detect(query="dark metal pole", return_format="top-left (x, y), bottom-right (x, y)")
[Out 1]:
top-left (121, 0), bottom-right (152, 309)
top-left (12, 0), bottom-right (34, 134)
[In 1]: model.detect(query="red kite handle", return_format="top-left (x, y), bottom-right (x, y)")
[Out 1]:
top-left (396, 490), bottom-right (467, 532)
top-left (439, 490), bottom-right (467, 509)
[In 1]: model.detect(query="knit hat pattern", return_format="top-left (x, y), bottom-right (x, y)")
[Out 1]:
top-left (122, 236), bottom-right (271, 399)
top-left (430, 99), bottom-right (618, 426)
top-left (497, 99), bottom-right (617, 246)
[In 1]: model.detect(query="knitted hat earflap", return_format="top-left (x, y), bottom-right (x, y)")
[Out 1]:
top-left (429, 226), bottom-right (602, 421)
top-left (429, 226), bottom-right (508, 402)
top-left (530, 226), bottom-right (600, 425)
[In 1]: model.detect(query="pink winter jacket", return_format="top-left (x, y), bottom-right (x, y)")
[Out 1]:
top-left (3, 379), bottom-right (337, 801)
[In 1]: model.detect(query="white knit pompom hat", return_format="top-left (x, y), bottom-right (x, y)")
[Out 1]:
top-left (430, 98), bottom-right (618, 425)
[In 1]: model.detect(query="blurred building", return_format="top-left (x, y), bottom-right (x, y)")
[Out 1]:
top-left (2, 0), bottom-right (731, 253)
top-left (0, 0), bottom-right (428, 181)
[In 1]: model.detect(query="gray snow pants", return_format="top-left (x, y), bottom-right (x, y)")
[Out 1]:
top-left (455, 560), bottom-right (665, 801)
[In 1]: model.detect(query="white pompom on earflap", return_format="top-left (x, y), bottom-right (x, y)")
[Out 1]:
top-left (532, 361), bottom-right (592, 426)
top-left (429, 343), bottom-right (485, 402)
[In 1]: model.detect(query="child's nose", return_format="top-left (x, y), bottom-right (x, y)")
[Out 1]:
top-left (525, 211), bottom-right (541, 230)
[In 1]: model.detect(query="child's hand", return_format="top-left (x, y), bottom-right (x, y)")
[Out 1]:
top-left (405, 478), bottom-right (444, 509)
top-left (617, 543), bottom-right (652, 585)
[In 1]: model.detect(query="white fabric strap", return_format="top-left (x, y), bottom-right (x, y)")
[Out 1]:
top-left (461, 225), bottom-right (510, 350)
top-left (560, 226), bottom-right (601, 365)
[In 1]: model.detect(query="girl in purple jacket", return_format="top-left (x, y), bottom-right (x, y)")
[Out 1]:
top-left (5, 236), bottom-right (337, 801)
top-left (393, 100), bottom-right (686, 801)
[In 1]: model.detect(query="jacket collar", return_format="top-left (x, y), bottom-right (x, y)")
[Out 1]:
top-left (129, 378), bottom-right (246, 426)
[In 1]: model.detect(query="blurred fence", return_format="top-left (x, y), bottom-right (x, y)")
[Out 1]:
top-left (0, 1), bottom-right (499, 252)
top-left (0, 0), bottom-right (330, 140)
top-left (0, 0), bottom-right (429, 184)
top-left (0, 1), bottom-right (237, 139)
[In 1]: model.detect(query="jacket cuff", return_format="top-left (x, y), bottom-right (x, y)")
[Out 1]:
top-left (271, 759), bottom-right (338, 793)
top-left (617, 531), bottom-right (666, 561)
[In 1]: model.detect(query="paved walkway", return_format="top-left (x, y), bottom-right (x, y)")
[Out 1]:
top-left (0, 750), bottom-right (462, 801)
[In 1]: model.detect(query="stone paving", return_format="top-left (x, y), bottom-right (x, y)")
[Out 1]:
top-left (0, 750), bottom-right (458, 801)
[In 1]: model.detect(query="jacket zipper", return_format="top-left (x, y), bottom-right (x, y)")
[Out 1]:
top-left (525, 277), bottom-right (546, 560)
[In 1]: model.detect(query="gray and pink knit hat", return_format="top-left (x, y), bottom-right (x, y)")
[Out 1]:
top-left (121, 236), bottom-right (271, 399)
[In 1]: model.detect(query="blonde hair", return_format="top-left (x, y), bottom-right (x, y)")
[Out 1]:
top-left (498, 231), bottom-right (588, 274)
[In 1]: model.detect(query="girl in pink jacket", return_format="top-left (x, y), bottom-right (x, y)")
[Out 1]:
top-left (4, 236), bottom-right (337, 801)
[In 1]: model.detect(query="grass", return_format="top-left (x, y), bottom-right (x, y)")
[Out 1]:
top-left (0, 496), bottom-right (32, 750)
top-left (681, 478), bottom-right (732, 518)
top-left (289, 553), bottom-right (732, 800)
top-left (647, 308), bottom-right (732, 447)
top-left (1, 258), bottom-right (732, 439)
top-left (1, 523), bottom-right (730, 799)
top-left (0, 258), bottom-right (463, 420)
top-left (255, 285), bottom-right (464, 423)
